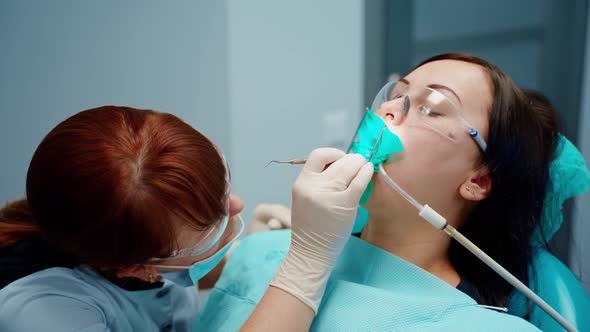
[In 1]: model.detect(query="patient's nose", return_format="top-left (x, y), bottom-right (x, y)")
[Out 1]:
top-left (376, 97), bottom-right (406, 127)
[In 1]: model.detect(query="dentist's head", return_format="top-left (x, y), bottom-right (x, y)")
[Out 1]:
top-left (1, 106), bottom-right (243, 284)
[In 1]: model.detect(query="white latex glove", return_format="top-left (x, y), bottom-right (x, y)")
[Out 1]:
top-left (248, 204), bottom-right (291, 234)
top-left (270, 148), bottom-right (373, 312)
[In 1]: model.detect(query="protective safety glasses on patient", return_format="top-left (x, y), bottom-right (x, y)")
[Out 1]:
top-left (371, 79), bottom-right (487, 151)
top-left (364, 79), bottom-right (491, 217)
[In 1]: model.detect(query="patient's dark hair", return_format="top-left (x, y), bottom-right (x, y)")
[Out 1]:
top-left (416, 53), bottom-right (559, 306)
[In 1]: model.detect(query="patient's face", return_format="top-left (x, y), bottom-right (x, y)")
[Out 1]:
top-left (366, 60), bottom-right (492, 216)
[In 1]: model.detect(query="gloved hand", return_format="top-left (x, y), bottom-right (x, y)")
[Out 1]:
top-left (270, 148), bottom-right (373, 313)
top-left (248, 203), bottom-right (291, 234)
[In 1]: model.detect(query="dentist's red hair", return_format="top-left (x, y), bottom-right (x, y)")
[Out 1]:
top-left (0, 106), bottom-right (227, 268)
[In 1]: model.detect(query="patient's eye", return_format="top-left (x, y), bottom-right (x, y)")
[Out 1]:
top-left (389, 92), bottom-right (404, 101)
top-left (419, 106), bottom-right (442, 117)
top-left (389, 83), bottom-right (407, 101)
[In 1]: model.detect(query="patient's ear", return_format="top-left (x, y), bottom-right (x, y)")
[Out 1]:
top-left (460, 166), bottom-right (491, 201)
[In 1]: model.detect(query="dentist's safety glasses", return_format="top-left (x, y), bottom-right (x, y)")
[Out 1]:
top-left (149, 154), bottom-right (233, 262)
top-left (149, 214), bottom-right (245, 271)
top-left (371, 79), bottom-right (487, 151)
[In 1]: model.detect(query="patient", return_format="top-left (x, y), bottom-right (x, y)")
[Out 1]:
top-left (194, 53), bottom-right (590, 331)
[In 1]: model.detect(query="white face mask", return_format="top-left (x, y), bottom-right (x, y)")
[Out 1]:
top-left (187, 234), bottom-right (238, 282)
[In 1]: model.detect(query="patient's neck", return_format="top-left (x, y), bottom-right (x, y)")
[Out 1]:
top-left (361, 213), bottom-right (460, 287)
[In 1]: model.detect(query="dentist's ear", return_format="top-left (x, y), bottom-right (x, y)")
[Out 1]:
top-left (116, 265), bottom-right (162, 283)
top-left (460, 167), bottom-right (491, 201)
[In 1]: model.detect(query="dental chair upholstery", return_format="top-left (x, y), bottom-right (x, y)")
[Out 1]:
top-left (507, 249), bottom-right (590, 332)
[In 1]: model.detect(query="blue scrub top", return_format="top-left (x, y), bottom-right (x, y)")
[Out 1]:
top-left (0, 267), bottom-right (200, 331)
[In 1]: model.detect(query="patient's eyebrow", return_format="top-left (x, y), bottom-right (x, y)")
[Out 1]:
top-left (400, 78), bottom-right (463, 106)
top-left (427, 83), bottom-right (462, 106)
